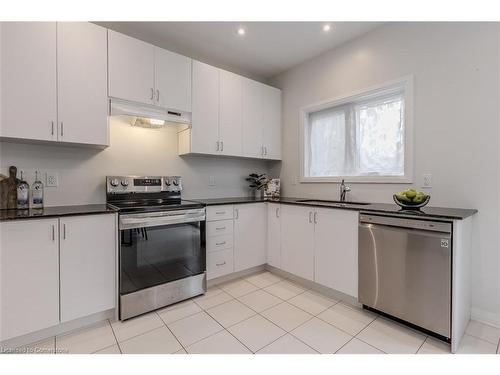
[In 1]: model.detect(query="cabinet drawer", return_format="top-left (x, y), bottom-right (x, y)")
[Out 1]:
top-left (207, 234), bottom-right (233, 252)
top-left (206, 205), bottom-right (234, 221)
top-left (207, 219), bottom-right (233, 237)
top-left (207, 249), bottom-right (234, 280)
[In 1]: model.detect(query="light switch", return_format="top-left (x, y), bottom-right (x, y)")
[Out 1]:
top-left (208, 176), bottom-right (216, 187)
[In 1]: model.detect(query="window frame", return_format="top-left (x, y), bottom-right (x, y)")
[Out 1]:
top-left (299, 75), bottom-right (414, 184)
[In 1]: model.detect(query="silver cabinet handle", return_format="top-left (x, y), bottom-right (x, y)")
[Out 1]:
top-left (60, 122), bottom-right (64, 137)
top-left (276, 207), bottom-right (279, 218)
top-left (51, 121), bottom-right (54, 136)
top-left (216, 241), bottom-right (226, 246)
top-left (216, 141), bottom-right (220, 151)
top-left (52, 225), bottom-right (55, 241)
top-left (264, 146), bottom-right (267, 156)
top-left (220, 141), bottom-right (224, 151)
top-left (234, 208), bottom-right (239, 220)
top-left (216, 226), bottom-right (226, 230)
top-left (216, 261), bottom-right (226, 267)
top-left (314, 212), bottom-right (318, 224)
top-left (62, 223), bottom-right (66, 240)
top-left (150, 88), bottom-right (154, 100)
top-left (215, 211), bottom-right (226, 215)
top-left (309, 211), bottom-right (312, 223)
top-left (156, 89), bottom-right (160, 102)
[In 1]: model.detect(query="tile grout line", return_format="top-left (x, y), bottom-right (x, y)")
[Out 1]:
top-left (158, 311), bottom-right (189, 354)
top-left (415, 336), bottom-right (428, 354)
top-left (107, 319), bottom-right (123, 354)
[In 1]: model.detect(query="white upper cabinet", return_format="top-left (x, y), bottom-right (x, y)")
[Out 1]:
top-left (108, 30), bottom-right (155, 105)
top-left (1, 22), bottom-right (57, 141)
top-left (0, 219), bottom-right (60, 341)
top-left (57, 22), bottom-right (108, 146)
top-left (314, 208), bottom-right (358, 298)
top-left (154, 47), bottom-right (192, 112)
top-left (59, 214), bottom-right (116, 322)
top-left (233, 203), bottom-right (267, 272)
top-left (219, 70), bottom-right (242, 156)
top-left (1, 22), bottom-right (109, 146)
top-left (262, 85), bottom-right (282, 160)
top-left (242, 78), bottom-right (264, 158)
top-left (189, 60), bottom-right (220, 154)
top-left (241, 79), bottom-right (282, 160)
top-left (267, 203), bottom-right (281, 268)
top-left (280, 204), bottom-right (315, 281)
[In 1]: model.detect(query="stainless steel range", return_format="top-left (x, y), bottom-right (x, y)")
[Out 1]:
top-left (106, 176), bottom-right (206, 320)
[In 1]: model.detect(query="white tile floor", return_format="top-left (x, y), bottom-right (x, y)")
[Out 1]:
top-left (11, 271), bottom-right (500, 354)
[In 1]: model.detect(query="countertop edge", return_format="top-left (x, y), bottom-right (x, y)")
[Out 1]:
top-left (189, 197), bottom-right (478, 220)
top-left (0, 204), bottom-right (118, 222)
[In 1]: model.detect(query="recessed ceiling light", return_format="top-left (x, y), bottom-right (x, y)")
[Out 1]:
top-left (322, 24), bottom-right (331, 32)
top-left (237, 27), bottom-right (245, 36)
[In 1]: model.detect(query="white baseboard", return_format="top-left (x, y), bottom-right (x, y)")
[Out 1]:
top-left (471, 307), bottom-right (500, 328)
top-left (0, 309), bottom-right (116, 350)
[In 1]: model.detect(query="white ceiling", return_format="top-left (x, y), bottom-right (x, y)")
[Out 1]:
top-left (97, 22), bottom-right (384, 81)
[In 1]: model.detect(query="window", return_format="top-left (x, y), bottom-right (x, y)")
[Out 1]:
top-left (301, 77), bottom-right (412, 183)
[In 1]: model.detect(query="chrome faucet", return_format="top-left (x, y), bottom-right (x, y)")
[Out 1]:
top-left (340, 179), bottom-right (351, 202)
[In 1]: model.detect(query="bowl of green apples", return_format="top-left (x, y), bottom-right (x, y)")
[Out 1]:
top-left (393, 189), bottom-right (430, 209)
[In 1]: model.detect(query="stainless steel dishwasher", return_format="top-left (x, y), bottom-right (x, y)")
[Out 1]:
top-left (358, 214), bottom-right (452, 340)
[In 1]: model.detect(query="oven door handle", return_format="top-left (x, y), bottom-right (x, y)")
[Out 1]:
top-left (120, 211), bottom-right (206, 229)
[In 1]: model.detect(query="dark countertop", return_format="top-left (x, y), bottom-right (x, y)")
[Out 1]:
top-left (190, 197), bottom-right (477, 220)
top-left (0, 204), bottom-right (117, 222)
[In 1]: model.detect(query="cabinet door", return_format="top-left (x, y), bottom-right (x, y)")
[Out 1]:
top-left (262, 85), bottom-right (282, 160)
top-left (242, 78), bottom-right (264, 158)
top-left (0, 219), bottom-right (59, 340)
top-left (108, 30), bottom-right (155, 105)
top-left (314, 208), bottom-right (358, 297)
top-left (1, 22), bottom-right (57, 141)
top-left (219, 70), bottom-right (242, 156)
top-left (57, 22), bottom-right (108, 146)
top-left (60, 214), bottom-right (116, 322)
top-left (155, 47), bottom-right (192, 112)
top-left (267, 203), bottom-right (281, 268)
top-left (280, 205), bottom-right (314, 281)
top-left (234, 203), bottom-right (267, 272)
top-left (191, 60), bottom-right (219, 154)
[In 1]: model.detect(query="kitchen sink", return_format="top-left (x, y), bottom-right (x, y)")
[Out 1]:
top-left (296, 199), bottom-right (371, 206)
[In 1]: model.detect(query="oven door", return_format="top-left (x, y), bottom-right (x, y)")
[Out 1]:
top-left (119, 208), bottom-right (206, 317)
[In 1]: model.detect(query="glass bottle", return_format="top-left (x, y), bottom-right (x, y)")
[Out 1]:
top-left (17, 171), bottom-right (29, 209)
top-left (32, 171), bottom-right (44, 209)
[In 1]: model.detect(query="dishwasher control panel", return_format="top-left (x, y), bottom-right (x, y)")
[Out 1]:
top-left (359, 214), bottom-right (452, 233)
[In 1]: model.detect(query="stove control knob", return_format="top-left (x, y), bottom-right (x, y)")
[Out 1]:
top-left (165, 179), bottom-right (171, 186)
top-left (121, 180), bottom-right (129, 187)
top-left (172, 179), bottom-right (179, 186)
top-left (110, 178), bottom-right (120, 187)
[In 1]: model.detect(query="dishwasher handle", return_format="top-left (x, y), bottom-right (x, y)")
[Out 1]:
top-left (359, 214), bottom-right (452, 234)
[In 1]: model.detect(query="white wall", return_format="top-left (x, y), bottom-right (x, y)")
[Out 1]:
top-left (270, 22), bottom-right (500, 326)
top-left (0, 117), bottom-right (270, 205)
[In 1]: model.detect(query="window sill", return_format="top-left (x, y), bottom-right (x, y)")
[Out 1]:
top-left (300, 176), bottom-right (413, 184)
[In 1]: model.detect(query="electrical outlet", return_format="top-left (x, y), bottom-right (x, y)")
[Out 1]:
top-left (422, 174), bottom-right (432, 188)
top-left (46, 172), bottom-right (59, 187)
top-left (208, 176), bottom-right (216, 187)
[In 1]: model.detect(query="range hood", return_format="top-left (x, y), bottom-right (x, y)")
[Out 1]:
top-left (109, 98), bottom-right (191, 128)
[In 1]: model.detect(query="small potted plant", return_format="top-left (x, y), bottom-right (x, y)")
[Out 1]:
top-left (246, 173), bottom-right (269, 199)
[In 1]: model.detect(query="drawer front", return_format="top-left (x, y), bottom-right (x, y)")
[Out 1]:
top-left (207, 219), bottom-right (233, 237)
top-left (207, 249), bottom-right (234, 280)
top-left (206, 205), bottom-right (234, 221)
top-left (207, 234), bottom-right (233, 252)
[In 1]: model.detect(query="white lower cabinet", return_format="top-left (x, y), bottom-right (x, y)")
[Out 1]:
top-left (59, 214), bottom-right (116, 322)
top-left (0, 214), bottom-right (116, 341)
top-left (267, 203), bottom-right (281, 268)
top-left (314, 208), bottom-right (358, 298)
top-left (0, 219), bottom-right (60, 341)
top-left (233, 203), bottom-right (267, 272)
top-left (280, 204), bottom-right (315, 281)
top-left (207, 249), bottom-right (234, 280)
